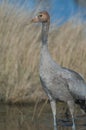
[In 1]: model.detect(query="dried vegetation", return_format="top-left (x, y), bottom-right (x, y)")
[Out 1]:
top-left (0, 1), bottom-right (86, 103)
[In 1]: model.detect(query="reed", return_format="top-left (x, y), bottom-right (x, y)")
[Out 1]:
top-left (0, 1), bottom-right (86, 103)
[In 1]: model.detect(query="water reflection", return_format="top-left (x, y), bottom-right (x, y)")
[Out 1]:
top-left (0, 103), bottom-right (86, 130)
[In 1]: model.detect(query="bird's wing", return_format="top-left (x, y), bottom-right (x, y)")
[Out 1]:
top-left (59, 67), bottom-right (86, 100)
top-left (50, 74), bottom-right (74, 101)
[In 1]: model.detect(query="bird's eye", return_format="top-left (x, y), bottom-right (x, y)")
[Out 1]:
top-left (39, 14), bottom-right (42, 17)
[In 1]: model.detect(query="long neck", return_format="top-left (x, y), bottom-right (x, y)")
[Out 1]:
top-left (42, 22), bottom-right (49, 46)
top-left (40, 21), bottom-right (51, 64)
top-left (40, 21), bottom-right (60, 69)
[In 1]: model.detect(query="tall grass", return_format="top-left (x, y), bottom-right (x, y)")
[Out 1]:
top-left (0, 1), bottom-right (86, 103)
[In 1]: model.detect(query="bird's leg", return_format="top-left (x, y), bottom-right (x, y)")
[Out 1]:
top-left (50, 100), bottom-right (57, 130)
top-left (72, 115), bottom-right (76, 130)
top-left (67, 100), bottom-right (76, 130)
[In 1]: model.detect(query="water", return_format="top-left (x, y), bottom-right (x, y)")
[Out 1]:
top-left (0, 103), bottom-right (86, 130)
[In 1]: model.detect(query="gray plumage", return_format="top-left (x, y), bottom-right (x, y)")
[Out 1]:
top-left (32, 11), bottom-right (86, 130)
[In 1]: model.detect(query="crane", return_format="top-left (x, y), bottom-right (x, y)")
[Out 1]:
top-left (31, 11), bottom-right (86, 130)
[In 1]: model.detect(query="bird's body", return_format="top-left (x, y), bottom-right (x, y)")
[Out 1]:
top-left (31, 11), bottom-right (86, 130)
top-left (40, 42), bottom-right (86, 104)
top-left (39, 45), bottom-right (73, 102)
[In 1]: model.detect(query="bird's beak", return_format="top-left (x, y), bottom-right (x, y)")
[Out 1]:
top-left (31, 16), bottom-right (39, 23)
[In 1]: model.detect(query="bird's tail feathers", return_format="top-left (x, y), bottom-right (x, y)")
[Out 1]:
top-left (75, 99), bottom-right (86, 113)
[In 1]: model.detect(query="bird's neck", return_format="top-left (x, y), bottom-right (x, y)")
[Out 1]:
top-left (40, 22), bottom-right (51, 63)
top-left (40, 21), bottom-right (61, 69)
top-left (40, 22), bottom-right (50, 58)
top-left (42, 22), bottom-right (49, 46)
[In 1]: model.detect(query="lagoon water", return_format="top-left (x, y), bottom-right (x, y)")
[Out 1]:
top-left (0, 103), bottom-right (86, 130)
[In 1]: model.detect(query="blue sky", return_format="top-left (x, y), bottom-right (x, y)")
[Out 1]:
top-left (2, 0), bottom-right (86, 24)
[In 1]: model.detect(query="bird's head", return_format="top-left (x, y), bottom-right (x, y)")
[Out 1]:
top-left (31, 11), bottom-right (50, 24)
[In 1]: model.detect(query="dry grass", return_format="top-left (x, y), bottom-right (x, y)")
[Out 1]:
top-left (0, 1), bottom-right (86, 103)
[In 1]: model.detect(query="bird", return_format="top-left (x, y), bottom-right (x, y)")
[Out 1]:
top-left (31, 11), bottom-right (86, 130)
